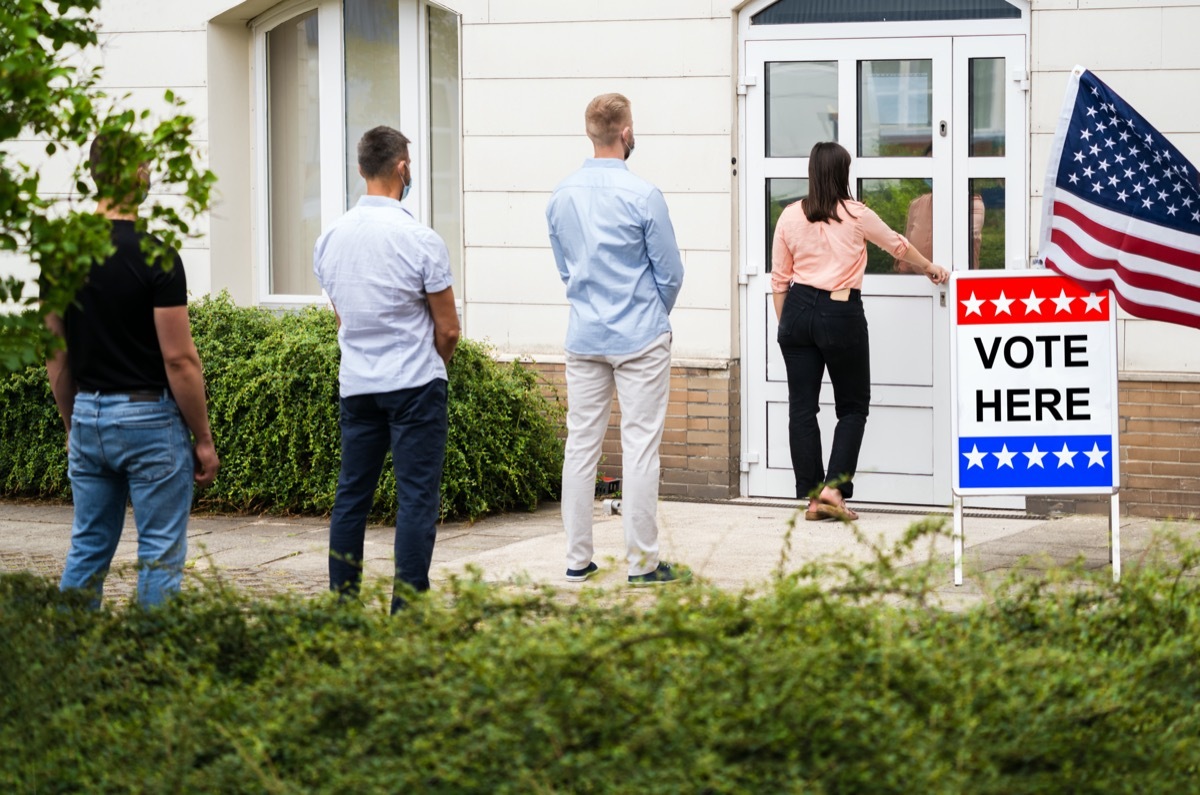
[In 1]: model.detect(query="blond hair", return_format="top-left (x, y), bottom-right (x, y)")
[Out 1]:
top-left (585, 93), bottom-right (632, 147)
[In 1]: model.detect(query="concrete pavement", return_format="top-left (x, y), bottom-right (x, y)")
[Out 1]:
top-left (1, 498), bottom-right (1196, 608)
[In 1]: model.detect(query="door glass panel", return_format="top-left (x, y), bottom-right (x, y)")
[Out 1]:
top-left (766, 62), bottom-right (837, 158)
top-left (267, 9), bottom-right (322, 296)
top-left (969, 58), bottom-right (1005, 156)
top-left (429, 4), bottom-right (463, 286)
top-left (970, 178), bottom-right (1005, 269)
top-left (857, 178), bottom-right (933, 274)
top-left (766, 178), bottom-right (808, 272)
top-left (753, 0), bottom-right (1020, 25)
top-left (344, 0), bottom-right (401, 208)
top-left (859, 60), bottom-right (932, 157)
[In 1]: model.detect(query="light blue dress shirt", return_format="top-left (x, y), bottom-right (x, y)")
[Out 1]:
top-left (546, 158), bottom-right (685, 356)
top-left (313, 195), bottom-right (453, 398)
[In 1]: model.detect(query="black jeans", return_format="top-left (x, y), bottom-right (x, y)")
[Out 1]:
top-left (777, 283), bottom-right (871, 501)
top-left (329, 379), bottom-right (448, 613)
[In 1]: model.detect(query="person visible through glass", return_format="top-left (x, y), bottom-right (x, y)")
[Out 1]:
top-left (772, 141), bottom-right (948, 522)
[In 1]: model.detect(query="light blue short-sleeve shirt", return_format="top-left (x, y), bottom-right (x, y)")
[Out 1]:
top-left (313, 195), bottom-right (454, 398)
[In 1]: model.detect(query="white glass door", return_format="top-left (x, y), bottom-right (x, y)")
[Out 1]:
top-left (742, 35), bottom-right (1026, 506)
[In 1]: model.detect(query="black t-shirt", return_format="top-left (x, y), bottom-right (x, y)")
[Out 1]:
top-left (64, 220), bottom-right (188, 392)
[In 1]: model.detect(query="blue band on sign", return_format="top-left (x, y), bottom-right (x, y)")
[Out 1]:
top-left (957, 434), bottom-right (1115, 490)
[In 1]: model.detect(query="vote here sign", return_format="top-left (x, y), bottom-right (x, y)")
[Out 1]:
top-left (951, 271), bottom-right (1119, 496)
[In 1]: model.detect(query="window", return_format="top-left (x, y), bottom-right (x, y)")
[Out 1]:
top-left (254, 0), bottom-right (462, 302)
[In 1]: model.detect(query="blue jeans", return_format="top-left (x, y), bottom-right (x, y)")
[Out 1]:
top-left (329, 379), bottom-right (448, 613)
top-left (777, 283), bottom-right (871, 501)
top-left (60, 391), bottom-right (194, 608)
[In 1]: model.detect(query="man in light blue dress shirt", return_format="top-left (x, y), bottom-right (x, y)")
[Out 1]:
top-left (314, 126), bottom-right (460, 613)
top-left (546, 93), bottom-right (687, 586)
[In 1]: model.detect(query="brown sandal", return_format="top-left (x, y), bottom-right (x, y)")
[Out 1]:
top-left (815, 500), bottom-right (858, 522)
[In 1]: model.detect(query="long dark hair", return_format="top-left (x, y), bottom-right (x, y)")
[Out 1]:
top-left (802, 141), bottom-right (852, 224)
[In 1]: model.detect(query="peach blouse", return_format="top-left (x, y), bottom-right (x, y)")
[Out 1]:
top-left (770, 199), bottom-right (910, 294)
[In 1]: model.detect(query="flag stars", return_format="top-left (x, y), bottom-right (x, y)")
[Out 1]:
top-left (1082, 166), bottom-right (1095, 179)
top-left (1108, 175), bottom-right (1119, 187)
top-left (1168, 204), bottom-right (1179, 216)
top-left (1089, 144), bottom-right (1102, 156)
top-left (961, 291), bottom-right (985, 317)
top-left (1117, 190), bottom-right (1129, 202)
top-left (1073, 151), bottom-right (1086, 163)
top-left (1119, 130), bottom-right (1130, 143)
top-left (991, 291), bottom-right (1014, 315)
top-left (1098, 159), bottom-right (1110, 172)
top-left (1068, 173), bottom-right (1080, 185)
top-left (1104, 137), bottom-right (1116, 149)
top-left (1091, 182), bottom-right (1104, 194)
top-left (1143, 197), bottom-right (1154, 209)
top-left (1080, 128), bottom-right (1093, 141)
top-left (1086, 105), bottom-right (1099, 117)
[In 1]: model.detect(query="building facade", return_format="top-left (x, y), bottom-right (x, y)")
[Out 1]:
top-left (20, 0), bottom-right (1200, 516)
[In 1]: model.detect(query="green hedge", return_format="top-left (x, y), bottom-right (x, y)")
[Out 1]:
top-left (0, 293), bottom-right (563, 520)
top-left (4, 525), bottom-right (1200, 792)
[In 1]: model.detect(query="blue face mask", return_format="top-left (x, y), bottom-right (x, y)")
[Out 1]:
top-left (400, 162), bottom-right (412, 201)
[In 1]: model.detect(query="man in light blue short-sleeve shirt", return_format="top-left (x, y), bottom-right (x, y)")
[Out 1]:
top-left (314, 125), bottom-right (460, 613)
top-left (546, 93), bottom-right (687, 587)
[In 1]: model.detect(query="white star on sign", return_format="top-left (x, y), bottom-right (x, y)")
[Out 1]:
top-left (991, 291), bottom-right (1014, 315)
top-left (963, 445), bottom-right (987, 470)
top-left (1082, 293), bottom-right (1106, 313)
top-left (1085, 444), bottom-right (1109, 468)
top-left (1054, 444), bottom-right (1078, 468)
top-left (1024, 445), bottom-right (1047, 469)
top-left (1051, 290), bottom-right (1075, 314)
top-left (1021, 290), bottom-right (1044, 315)
top-left (962, 292), bottom-right (985, 317)
top-left (993, 445), bottom-right (1017, 469)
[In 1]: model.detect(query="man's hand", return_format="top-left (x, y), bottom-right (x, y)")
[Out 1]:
top-left (193, 438), bottom-right (220, 487)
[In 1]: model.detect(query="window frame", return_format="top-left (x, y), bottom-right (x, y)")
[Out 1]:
top-left (251, 0), bottom-right (457, 306)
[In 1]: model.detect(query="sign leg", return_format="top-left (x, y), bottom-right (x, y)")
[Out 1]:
top-left (953, 495), bottom-right (964, 586)
top-left (1110, 492), bottom-right (1121, 582)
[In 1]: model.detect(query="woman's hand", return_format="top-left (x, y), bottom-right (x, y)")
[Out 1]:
top-left (925, 264), bottom-right (950, 285)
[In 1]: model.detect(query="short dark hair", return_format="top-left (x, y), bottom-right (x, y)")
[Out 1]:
top-left (357, 126), bottom-right (410, 179)
top-left (88, 130), bottom-right (143, 187)
top-left (802, 141), bottom-right (853, 224)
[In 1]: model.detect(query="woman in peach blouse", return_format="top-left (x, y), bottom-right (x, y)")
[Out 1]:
top-left (772, 142), bottom-right (948, 521)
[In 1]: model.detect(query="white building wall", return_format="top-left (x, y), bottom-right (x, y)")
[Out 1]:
top-left (1030, 0), bottom-right (1200, 374)
top-left (81, 1), bottom-right (236, 297)
top-left (459, 3), bottom-right (738, 361)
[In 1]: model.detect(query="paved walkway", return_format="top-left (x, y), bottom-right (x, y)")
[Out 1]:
top-left (2, 498), bottom-right (1196, 608)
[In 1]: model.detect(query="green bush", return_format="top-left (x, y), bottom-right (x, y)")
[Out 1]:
top-left (0, 292), bottom-right (563, 520)
top-left (4, 524), bottom-right (1200, 793)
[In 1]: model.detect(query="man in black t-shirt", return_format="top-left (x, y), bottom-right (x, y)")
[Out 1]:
top-left (45, 133), bottom-right (219, 608)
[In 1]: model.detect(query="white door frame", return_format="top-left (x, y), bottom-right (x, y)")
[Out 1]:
top-left (736, 2), bottom-right (1031, 506)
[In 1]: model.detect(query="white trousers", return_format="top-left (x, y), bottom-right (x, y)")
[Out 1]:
top-left (562, 332), bottom-right (672, 577)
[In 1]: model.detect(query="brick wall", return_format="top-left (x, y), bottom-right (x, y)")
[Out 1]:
top-left (1028, 378), bottom-right (1200, 519)
top-left (1117, 379), bottom-right (1200, 519)
top-left (525, 360), bottom-right (741, 500)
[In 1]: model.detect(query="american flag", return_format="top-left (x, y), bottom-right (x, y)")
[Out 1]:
top-left (1039, 67), bottom-right (1200, 330)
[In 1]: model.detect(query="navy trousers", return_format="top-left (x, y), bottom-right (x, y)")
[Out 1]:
top-left (329, 378), bottom-right (448, 613)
